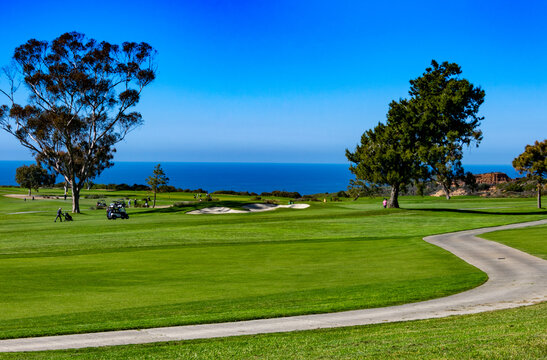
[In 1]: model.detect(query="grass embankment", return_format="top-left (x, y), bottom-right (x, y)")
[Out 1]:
top-left (481, 224), bottom-right (547, 259)
top-left (0, 187), bottom-right (545, 341)
top-left (1, 303), bottom-right (544, 359)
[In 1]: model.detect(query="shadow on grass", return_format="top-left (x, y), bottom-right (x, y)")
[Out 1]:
top-left (412, 208), bottom-right (546, 216)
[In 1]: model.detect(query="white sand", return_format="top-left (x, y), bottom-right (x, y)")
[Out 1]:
top-left (4, 194), bottom-right (70, 200)
top-left (187, 203), bottom-right (310, 214)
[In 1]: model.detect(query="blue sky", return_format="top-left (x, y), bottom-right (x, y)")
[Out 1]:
top-left (0, 0), bottom-right (546, 164)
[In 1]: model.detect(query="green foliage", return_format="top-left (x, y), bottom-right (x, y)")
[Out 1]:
top-left (513, 139), bottom-right (547, 208)
top-left (346, 100), bottom-right (425, 207)
top-left (501, 182), bottom-right (525, 192)
top-left (409, 61), bottom-right (485, 199)
top-left (463, 171), bottom-right (478, 192)
top-left (146, 164), bottom-right (169, 207)
top-left (146, 164), bottom-right (169, 189)
top-left (14, 164), bottom-right (54, 195)
top-left (347, 61), bottom-right (485, 205)
top-left (260, 190), bottom-right (301, 198)
top-left (0, 32), bottom-right (156, 213)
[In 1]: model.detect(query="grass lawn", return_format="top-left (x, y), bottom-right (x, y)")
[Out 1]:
top-left (0, 187), bottom-right (545, 342)
top-left (1, 302), bottom-right (544, 359)
top-left (480, 224), bottom-right (547, 260)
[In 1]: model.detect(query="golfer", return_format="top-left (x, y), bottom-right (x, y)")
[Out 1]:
top-left (55, 207), bottom-right (63, 222)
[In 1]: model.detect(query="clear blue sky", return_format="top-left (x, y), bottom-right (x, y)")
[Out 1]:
top-left (0, 0), bottom-right (546, 164)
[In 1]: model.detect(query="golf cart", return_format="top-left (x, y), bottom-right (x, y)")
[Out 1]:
top-left (106, 201), bottom-right (129, 220)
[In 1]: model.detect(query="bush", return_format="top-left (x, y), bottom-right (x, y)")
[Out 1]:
top-left (261, 190), bottom-right (302, 198)
top-left (501, 182), bottom-right (524, 192)
top-left (477, 183), bottom-right (491, 191)
top-left (115, 183), bottom-right (132, 191)
top-left (159, 185), bottom-right (178, 193)
top-left (84, 194), bottom-right (104, 199)
top-left (212, 190), bottom-right (255, 196)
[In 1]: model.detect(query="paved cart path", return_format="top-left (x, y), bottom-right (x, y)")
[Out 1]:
top-left (1, 219), bottom-right (546, 352)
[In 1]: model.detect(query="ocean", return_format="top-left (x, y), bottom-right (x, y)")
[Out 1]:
top-left (0, 161), bottom-right (521, 195)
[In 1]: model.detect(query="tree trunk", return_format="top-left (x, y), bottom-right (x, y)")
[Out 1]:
top-left (153, 189), bottom-right (157, 208)
top-left (538, 183), bottom-right (542, 209)
top-left (388, 184), bottom-right (400, 208)
top-left (441, 182), bottom-right (451, 199)
top-left (28, 188), bottom-right (32, 196)
top-left (70, 182), bottom-right (80, 213)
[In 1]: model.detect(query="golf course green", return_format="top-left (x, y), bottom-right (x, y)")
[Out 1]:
top-left (0, 187), bottom-right (545, 358)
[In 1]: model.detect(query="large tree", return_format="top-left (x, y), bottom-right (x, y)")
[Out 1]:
top-left (347, 61), bottom-right (484, 205)
top-left (146, 164), bottom-right (169, 208)
top-left (0, 32), bottom-right (156, 212)
top-left (346, 100), bottom-right (424, 208)
top-left (15, 163), bottom-right (55, 196)
top-left (512, 139), bottom-right (547, 208)
top-left (409, 60), bottom-right (485, 199)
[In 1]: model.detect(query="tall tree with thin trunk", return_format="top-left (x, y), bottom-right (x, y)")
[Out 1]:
top-left (0, 32), bottom-right (156, 212)
top-left (146, 164), bottom-right (169, 208)
top-left (512, 139), bottom-right (546, 209)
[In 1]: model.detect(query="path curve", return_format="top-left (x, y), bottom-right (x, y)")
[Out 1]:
top-left (1, 219), bottom-right (546, 352)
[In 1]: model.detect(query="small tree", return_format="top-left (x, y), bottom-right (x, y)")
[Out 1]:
top-left (15, 164), bottom-right (55, 195)
top-left (463, 172), bottom-right (478, 193)
top-left (512, 139), bottom-right (546, 208)
top-left (146, 164), bottom-right (169, 208)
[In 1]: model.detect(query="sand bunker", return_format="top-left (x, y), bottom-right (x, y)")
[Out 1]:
top-left (4, 194), bottom-right (70, 200)
top-left (187, 203), bottom-right (310, 215)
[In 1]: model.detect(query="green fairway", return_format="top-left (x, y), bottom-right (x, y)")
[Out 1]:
top-left (0, 187), bottom-right (545, 340)
top-left (481, 224), bottom-right (547, 259)
top-left (1, 302), bottom-right (544, 359)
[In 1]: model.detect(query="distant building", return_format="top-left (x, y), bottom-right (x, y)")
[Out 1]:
top-left (474, 172), bottom-right (511, 185)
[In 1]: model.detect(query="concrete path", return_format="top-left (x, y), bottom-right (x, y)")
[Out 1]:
top-left (1, 219), bottom-right (546, 352)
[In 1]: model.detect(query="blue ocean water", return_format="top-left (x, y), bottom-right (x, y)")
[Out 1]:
top-left (0, 161), bottom-right (521, 195)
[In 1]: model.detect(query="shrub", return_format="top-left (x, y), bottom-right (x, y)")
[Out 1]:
top-left (501, 182), bottom-right (524, 192)
top-left (261, 190), bottom-right (302, 198)
top-left (84, 194), bottom-right (104, 199)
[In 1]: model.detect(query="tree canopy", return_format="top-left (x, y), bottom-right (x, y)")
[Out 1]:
top-left (347, 61), bottom-right (485, 206)
top-left (146, 164), bottom-right (169, 208)
top-left (0, 32), bottom-right (156, 212)
top-left (15, 164), bottom-right (55, 196)
top-left (409, 61), bottom-right (485, 199)
top-left (346, 100), bottom-right (423, 208)
top-left (513, 139), bottom-right (547, 208)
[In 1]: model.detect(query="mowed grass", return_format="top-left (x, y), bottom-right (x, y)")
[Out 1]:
top-left (2, 302), bottom-right (544, 359)
top-left (0, 187), bottom-right (545, 340)
top-left (481, 224), bottom-right (547, 259)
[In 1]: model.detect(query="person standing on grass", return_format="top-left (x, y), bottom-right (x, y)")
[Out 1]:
top-left (383, 198), bottom-right (388, 208)
top-left (54, 207), bottom-right (63, 222)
